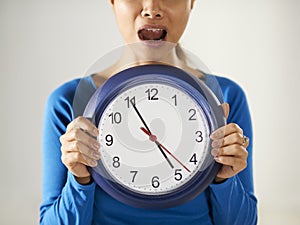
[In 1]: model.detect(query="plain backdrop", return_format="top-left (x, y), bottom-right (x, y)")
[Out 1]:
top-left (0, 0), bottom-right (299, 224)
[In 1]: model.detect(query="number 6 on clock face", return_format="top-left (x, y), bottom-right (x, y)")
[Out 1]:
top-left (85, 65), bottom-right (225, 209)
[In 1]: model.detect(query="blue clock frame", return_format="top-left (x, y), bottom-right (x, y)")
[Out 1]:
top-left (84, 64), bottom-right (225, 209)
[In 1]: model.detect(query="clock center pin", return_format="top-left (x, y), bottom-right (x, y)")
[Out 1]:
top-left (149, 134), bottom-right (157, 142)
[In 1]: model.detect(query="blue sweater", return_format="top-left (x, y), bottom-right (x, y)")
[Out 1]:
top-left (40, 75), bottom-right (257, 225)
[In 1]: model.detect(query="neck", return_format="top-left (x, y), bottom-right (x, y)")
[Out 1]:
top-left (95, 42), bottom-right (204, 80)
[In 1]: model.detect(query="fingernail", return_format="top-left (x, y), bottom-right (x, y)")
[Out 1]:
top-left (210, 130), bottom-right (223, 139)
top-left (211, 140), bottom-right (221, 148)
top-left (214, 157), bottom-right (221, 163)
top-left (94, 152), bottom-right (101, 159)
top-left (210, 131), bottom-right (219, 139)
top-left (90, 160), bottom-right (98, 167)
top-left (93, 128), bottom-right (99, 135)
top-left (93, 142), bottom-right (100, 150)
top-left (211, 148), bottom-right (219, 157)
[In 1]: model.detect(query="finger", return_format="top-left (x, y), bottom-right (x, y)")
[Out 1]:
top-left (210, 123), bottom-right (243, 140)
top-left (61, 151), bottom-right (98, 168)
top-left (61, 141), bottom-right (101, 161)
top-left (215, 156), bottom-right (247, 173)
top-left (211, 132), bottom-right (244, 148)
top-left (212, 144), bottom-right (248, 158)
top-left (66, 116), bottom-right (99, 137)
top-left (242, 136), bottom-right (250, 148)
top-left (216, 164), bottom-right (240, 180)
top-left (221, 103), bottom-right (230, 119)
top-left (61, 127), bottom-right (101, 152)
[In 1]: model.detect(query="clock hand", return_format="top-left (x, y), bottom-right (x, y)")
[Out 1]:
top-left (130, 100), bottom-right (151, 132)
top-left (130, 100), bottom-right (174, 169)
top-left (140, 127), bottom-right (191, 173)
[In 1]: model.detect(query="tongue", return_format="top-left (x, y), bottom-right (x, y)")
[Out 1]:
top-left (139, 29), bottom-right (164, 41)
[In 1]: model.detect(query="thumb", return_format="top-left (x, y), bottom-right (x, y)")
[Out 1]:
top-left (221, 103), bottom-right (230, 119)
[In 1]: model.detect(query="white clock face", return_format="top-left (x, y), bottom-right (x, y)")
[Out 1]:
top-left (96, 82), bottom-right (212, 195)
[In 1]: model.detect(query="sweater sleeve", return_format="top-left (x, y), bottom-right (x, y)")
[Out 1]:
top-left (208, 77), bottom-right (257, 225)
top-left (40, 80), bottom-right (96, 225)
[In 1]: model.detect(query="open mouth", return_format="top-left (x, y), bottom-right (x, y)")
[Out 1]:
top-left (138, 27), bottom-right (167, 41)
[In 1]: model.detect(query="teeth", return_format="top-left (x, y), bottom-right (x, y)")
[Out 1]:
top-left (145, 28), bottom-right (163, 33)
top-left (138, 27), bottom-right (167, 41)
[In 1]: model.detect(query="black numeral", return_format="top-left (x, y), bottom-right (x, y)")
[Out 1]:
top-left (195, 131), bottom-right (203, 142)
top-left (189, 153), bottom-right (198, 165)
top-left (172, 94), bottom-right (177, 106)
top-left (125, 96), bottom-right (136, 108)
top-left (105, 134), bottom-right (113, 146)
top-left (146, 88), bottom-right (159, 100)
top-left (112, 156), bottom-right (120, 168)
top-left (174, 169), bottom-right (183, 181)
top-left (188, 109), bottom-right (197, 121)
top-left (109, 112), bottom-right (122, 124)
top-left (130, 171), bottom-right (138, 182)
top-left (151, 176), bottom-right (160, 188)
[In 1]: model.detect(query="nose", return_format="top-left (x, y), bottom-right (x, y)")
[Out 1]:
top-left (141, 9), bottom-right (163, 19)
top-left (141, 1), bottom-right (163, 19)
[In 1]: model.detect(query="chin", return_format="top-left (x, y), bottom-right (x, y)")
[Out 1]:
top-left (124, 41), bottom-right (177, 63)
top-left (139, 40), bottom-right (168, 48)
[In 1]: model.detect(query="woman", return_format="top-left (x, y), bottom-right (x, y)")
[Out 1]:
top-left (40, 1), bottom-right (257, 224)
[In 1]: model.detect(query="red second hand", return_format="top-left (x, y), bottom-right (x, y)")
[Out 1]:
top-left (140, 127), bottom-right (191, 173)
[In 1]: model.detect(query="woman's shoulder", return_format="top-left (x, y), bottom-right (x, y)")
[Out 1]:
top-left (205, 74), bottom-right (249, 115)
top-left (47, 76), bottom-right (95, 104)
top-left (207, 74), bottom-right (247, 98)
top-left (46, 78), bottom-right (81, 107)
top-left (213, 75), bottom-right (244, 92)
top-left (47, 76), bottom-right (97, 119)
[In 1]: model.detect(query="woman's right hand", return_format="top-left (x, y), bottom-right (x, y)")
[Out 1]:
top-left (60, 117), bottom-right (101, 184)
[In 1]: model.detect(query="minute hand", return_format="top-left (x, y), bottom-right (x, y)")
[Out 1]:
top-left (130, 100), bottom-right (174, 169)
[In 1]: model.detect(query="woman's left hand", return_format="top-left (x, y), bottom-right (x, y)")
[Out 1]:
top-left (210, 103), bottom-right (249, 183)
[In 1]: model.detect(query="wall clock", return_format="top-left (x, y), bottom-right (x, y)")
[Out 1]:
top-left (84, 64), bottom-right (225, 209)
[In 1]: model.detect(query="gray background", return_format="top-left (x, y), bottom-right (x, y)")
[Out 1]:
top-left (0, 0), bottom-right (299, 224)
